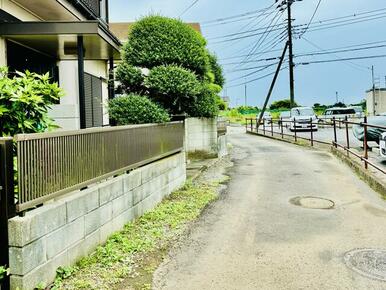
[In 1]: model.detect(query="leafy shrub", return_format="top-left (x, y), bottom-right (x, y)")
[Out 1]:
top-left (122, 16), bottom-right (209, 77)
top-left (0, 266), bottom-right (8, 281)
top-left (208, 53), bottom-right (225, 87)
top-left (186, 85), bottom-right (219, 118)
top-left (0, 68), bottom-right (63, 136)
top-left (108, 94), bottom-right (170, 125)
top-left (116, 63), bottom-right (145, 94)
top-left (145, 65), bottom-right (201, 114)
top-left (269, 99), bottom-right (299, 110)
top-left (216, 96), bottom-right (228, 111)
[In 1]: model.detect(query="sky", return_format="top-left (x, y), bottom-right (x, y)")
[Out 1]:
top-left (109, 0), bottom-right (386, 108)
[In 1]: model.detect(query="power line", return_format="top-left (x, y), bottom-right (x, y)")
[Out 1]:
top-left (297, 54), bottom-right (386, 65)
top-left (179, 0), bottom-right (199, 17)
top-left (298, 0), bottom-right (322, 38)
top-left (227, 67), bottom-right (288, 88)
top-left (302, 37), bottom-right (370, 71)
top-left (201, 4), bottom-right (275, 25)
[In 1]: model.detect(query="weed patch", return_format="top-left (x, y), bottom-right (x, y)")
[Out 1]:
top-left (55, 182), bottom-right (218, 290)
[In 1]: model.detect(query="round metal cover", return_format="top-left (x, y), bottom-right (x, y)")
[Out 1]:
top-left (290, 196), bottom-right (334, 209)
top-left (344, 248), bottom-right (386, 281)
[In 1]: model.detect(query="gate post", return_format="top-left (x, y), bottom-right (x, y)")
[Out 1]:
top-left (0, 138), bottom-right (15, 290)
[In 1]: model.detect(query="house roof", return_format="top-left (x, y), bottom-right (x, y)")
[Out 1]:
top-left (109, 22), bottom-right (202, 42)
top-left (0, 21), bottom-right (121, 60)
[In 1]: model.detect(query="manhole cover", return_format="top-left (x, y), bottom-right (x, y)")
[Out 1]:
top-left (290, 196), bottom-right (335, 209)
top-left (344, 249), bottom-right (386, 281)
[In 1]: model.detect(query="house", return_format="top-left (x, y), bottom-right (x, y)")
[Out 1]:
top-left (366, 88), bottom-right (386, 116)
top-left (0, 0), bottom-right (121, 130)
top-left (109, 22), bottom-right (202, 43)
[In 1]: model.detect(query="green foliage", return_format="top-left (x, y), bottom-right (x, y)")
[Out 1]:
top-left (115, 63), bottom-right (144, 94)
top-left (123, 15), bottom-right (209, 77)
top-left (145, 65), bottom-right (201, 114)
top-left (216, 96), bottom-right (227, 111)
top-left (207, 52), bottom-right (225, 87)
top-left (108, 94), bottom-right (170, 125)
top-left (0, 68), bottom-right (63, 136)
top-left (236, 105), bottom-right (259, 114)
top-left (187, 85), bottom-right (219, 118)
top-left (0, 266), bottom-right (8, 281)
top-left (269, 99), bottom-right (299, 110)
top-left (332, 101), bottom-right (346, 108)
top-left (57, 182), bottom-right (218, 289)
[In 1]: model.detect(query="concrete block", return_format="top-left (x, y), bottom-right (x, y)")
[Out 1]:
top-left (133, 186), bottom-right (144, 205)
top-left (85, 208), bottom-right (101, 236)
top-left (45, 216), bottom-right (84, 259)
top-left (10, 250), bottom-right (67, 290)
top-left (45, 227), bottom-right (68, 260)
top-left (100, 202), bottom-right (113, 226)
top-left (9, 238), bottom-right (46, 276)
top-left (123, 170), bottom-right (141, 192)
top-left (99, 177), bottom-right (124, 205)
top-left (112, 208), bottom-right (135, 231)
top-left (112, 191), bottom-right (133, 217)
top-left (8, 201), bottom-right (67, 247)
top-left (66, 217), bottom-right (85, 247)
top-left (82, 229), bottom-right (100, 256)
top-left (65, 187), bottom-right (99, 222)
top-left (99, 219), bottom-right (114, 244)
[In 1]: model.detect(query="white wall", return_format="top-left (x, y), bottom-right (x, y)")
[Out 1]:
top-left (366, 90), bottom-right (386, 116)
top-left (49, 60), bottom-right (110, 130)
top-left (185, 118), bottom-right (218, 154)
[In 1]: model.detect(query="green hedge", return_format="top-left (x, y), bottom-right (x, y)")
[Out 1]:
top-left (108, 94), bottom-right (170, 125)
top-left (122, 16), bottom-right (209, 78)
top-left (115, 63), bottom-right (144, 94)
top-left (145, 65), bottom-right (201, 115)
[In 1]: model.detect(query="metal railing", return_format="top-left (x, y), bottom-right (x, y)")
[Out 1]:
top-left (15, 122), bottom-right (184, 212)
top-left (245, 117), bottom-right (386, 175)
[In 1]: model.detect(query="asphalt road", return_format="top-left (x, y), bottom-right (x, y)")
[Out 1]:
top-left (153, 127), bottom-right (386, 290)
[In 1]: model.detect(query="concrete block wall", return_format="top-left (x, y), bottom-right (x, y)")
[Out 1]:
top-left (8, 152), bottom-right (186, 290)
top-left (185, 118), bottom-right (218, 154)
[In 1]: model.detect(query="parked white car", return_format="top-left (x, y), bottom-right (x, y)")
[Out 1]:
top-left (289, 107), bottom-right (318, 131)
top-left (318, 107), bottom-right (356, 122)
top-left (279, 111), bottom-right (291, 127)
top-left (257, 112), bottom-right (272, 124)
top-left (380, 132), bottom-right (386, 157)
top-left (349, 106), bottom-right (364, 118)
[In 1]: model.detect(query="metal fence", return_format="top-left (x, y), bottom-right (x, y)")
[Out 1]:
top-left (0, 138), bottom-right (15, 289)
top-left (15, 122), bottom-right (184, 212)
top-left (245, 117), bottom-right (386, 175)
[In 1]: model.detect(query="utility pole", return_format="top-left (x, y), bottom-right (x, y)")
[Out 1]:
top-left (372, 65), bottom-right (375, 115)
top-left (335, 91), bottom-right (338, 103)
top-left (276, 0), bottom-right (297, 108)
top-left (287, 0), bottom-right (295, 109)
top-left (244, 81), bottom-right (247, 107)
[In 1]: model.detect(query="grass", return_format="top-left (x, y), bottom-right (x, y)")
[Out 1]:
top-left (54, 181), bottom-right (219, 290)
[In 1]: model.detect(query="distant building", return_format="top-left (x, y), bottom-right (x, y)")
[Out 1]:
top-left (222, 96), bottom-right (230, 105)
top-left (366, 88), bottom-right (386, 116)
top-left (110, 22), bottom-right (202, 42)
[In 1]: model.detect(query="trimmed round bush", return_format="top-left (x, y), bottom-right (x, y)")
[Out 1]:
top-left (116, 63), bottom-right (144, 94)
top-left (123, 16), bottom-right (210, 77)
top-left (186, 84), bottom-right (219, 118)
top-left (108, 94), bottom-right (170, 125)
top-left (145, 65), bottom-right (201, 114)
